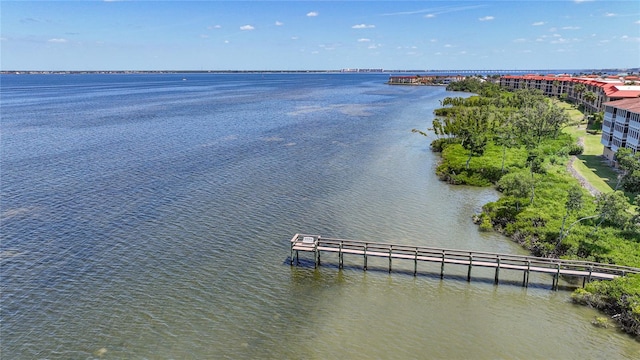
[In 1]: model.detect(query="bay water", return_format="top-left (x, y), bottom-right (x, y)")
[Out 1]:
top-left (1, 73), bottom-right (638, 359)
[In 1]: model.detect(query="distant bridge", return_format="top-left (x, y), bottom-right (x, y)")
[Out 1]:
top-left (289, 234), bottom-right (640, 290)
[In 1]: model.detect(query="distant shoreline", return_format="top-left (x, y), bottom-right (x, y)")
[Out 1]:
top-left (2, 67), bottom-right (638, 76)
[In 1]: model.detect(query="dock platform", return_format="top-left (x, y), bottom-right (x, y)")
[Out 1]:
top-left (289, 234), bottom-right (640, 289)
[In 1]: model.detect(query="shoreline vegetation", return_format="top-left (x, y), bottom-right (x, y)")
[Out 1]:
top-left (415, 78), bottom-right (640, 338)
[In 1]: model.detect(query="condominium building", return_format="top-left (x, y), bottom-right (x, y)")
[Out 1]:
top-left (500, 75), bottom-right (640, 113)
top-left (500, 74), bottom-right (640, 161)
top-left (601, 98), bottom-right (640, 161)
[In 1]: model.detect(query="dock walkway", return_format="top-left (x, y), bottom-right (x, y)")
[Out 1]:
top-left (289, 234), bottom-right (640, 289)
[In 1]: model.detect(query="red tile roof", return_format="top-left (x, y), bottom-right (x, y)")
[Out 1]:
top-left (604, 84), bottom-right (640, 98)
top-left (501, 75), bottom-right (640, 98)
top-left (603, 98), bottom-right (640, 113)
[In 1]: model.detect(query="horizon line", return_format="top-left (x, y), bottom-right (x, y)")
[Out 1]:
top-left (3, 67), bottom-right (639, 74)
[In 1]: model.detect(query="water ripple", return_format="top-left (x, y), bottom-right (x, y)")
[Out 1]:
top-left (2, 74), bottom-right (638, 359)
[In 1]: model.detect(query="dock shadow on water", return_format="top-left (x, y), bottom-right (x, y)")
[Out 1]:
top-left (286, 256), bottom-right (580, 292)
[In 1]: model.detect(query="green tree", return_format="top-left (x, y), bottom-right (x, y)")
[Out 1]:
top-left (493, 117), bottom-right (518, 173)
top-left (555, 186), bottom-right (584, 249)
top-left (496, 171), bottom-right (533, 211)
top-left (584, 91), bottom-right (597, 105)
top-left (593, 191), bottom-right (631, 232)
top-left (446, 77), bottom-right (484, 93)
top-left (552, 80), bottom-right (561, 96)
top-left (513, 100), bottom-right (571, 146)
top-left (615, 148), bottom-right (640, 193)
top-left (437, 108), bottom-right (495, 169)
top-left (574, 83), bottom-right (586, 97)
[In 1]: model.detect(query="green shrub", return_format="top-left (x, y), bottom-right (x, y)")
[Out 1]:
top-left (430, 138), bottom-right (457, 152)
top-left (479, 215), bottom-right (494, 231)
top-left (576, 275), bottom-right (640, 336)
top-left (591, 317), bottom-right (610, 328)
top-left (568, 144), bottom-right (584, 155)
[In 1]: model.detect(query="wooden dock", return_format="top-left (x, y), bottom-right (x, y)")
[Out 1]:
top-left (289, 234), bottom-right (640, 289)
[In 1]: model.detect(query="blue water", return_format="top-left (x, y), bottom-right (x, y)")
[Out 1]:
top-left (1, 73), bottom-right (638, 359)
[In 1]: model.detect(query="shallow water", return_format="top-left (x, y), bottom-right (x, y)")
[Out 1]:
top-left (1, 73), bottom-right (638, 359)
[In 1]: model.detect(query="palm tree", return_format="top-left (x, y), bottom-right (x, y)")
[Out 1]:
top-left (583, 91), bottom-right (597, 112)
top-left (574, 83), bottom-right (586, 98)
top-left (584, 91), bottom-right (596, 101)
top-left (553, 80), bottom-right (560, 97)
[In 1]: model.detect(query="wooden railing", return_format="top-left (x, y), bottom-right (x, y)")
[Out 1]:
top-left (289, 234), bottom-right (640, 290)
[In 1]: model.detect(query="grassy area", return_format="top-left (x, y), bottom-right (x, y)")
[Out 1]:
top-left (560, 103), bottom-right (616, 194)
top-left (554, 100), bottom-right (585, 124)
top-left (581, 132), bottom-right (605, 155)
top-left (572, 156), bottom-right (617, 193)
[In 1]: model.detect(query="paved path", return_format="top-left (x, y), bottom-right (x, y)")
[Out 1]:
top-left (567, 136), bottom-right (602, 196)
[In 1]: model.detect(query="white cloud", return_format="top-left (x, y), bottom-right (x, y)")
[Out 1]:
top-left (200, 34), bottom-right (209, 39)
top-left (605, 12), bottom-right (616, 17)
top-left (240, 25), bottom-right (255, 31)
top-left (562, 26), bottom-right (580, 30)
top-left (618, 35), bottom-right (640, 42)
top-left (479, 16), bottom-right (494, 21)
top-left (307, 11), bottom-right (318, 17)
top-left (636, 20), bottom-right (640, 24)
top-left (424, 14), bottom-right (436, 19)
top-left (513, 38), bottom-right (527, 43)
top-left (358, 38), bottom-right (371, 42)
top-left (275, 21), bottom-right (283, 26)
top-left (352, 24), bottom-right (375, 29)
top-left (48, 38), bottom-right (68, 43)
top-left (574, 0), bottom-right (594, 3)
top-left (208, 25), bottom-right (222, 30)
top-left (532, 21), bottom-right (545, 26)
top-left (319, 43), bottom-right (340, 51)
top-left (291, 36), bottom-right (299, 40)
top-left (383, 5), bottom-right (485, 17)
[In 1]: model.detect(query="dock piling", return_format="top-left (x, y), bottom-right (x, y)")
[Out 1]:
top-left (414, 249), bottom-right (418, 276)
top-left (289, 234), bottom-right (639, 290)
top-left (364, 243), bottom-right (368, 271)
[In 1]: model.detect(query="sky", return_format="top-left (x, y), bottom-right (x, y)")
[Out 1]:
top-left (1, 0), bottom-right (639, 71)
